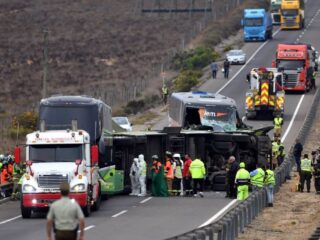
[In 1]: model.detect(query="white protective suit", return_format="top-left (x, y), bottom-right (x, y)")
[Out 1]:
top-left (138, 154), bottom-right (147, 197)
top-left (129, 158), bottom-right (140, 196)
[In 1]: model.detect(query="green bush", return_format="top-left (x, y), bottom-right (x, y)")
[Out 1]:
top-left (174, 70), bottom-right (202, 92)
top-left (9, 111), bottom-right (38, 139)
top-left (223, 44), bottom-right (234, 52)
top-left (122, 94), bottom-right (161, 115)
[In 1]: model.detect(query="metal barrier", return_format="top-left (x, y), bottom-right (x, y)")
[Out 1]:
top-left (167, 87), bottom-right (320, 240)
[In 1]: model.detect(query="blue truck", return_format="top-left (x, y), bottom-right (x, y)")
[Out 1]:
top-left (242, 9), bottom-right (273, 41)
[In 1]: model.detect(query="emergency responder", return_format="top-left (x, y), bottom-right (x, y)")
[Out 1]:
top-left (138, 154), bottom-right (147, 197)
top-left (310, 71), bottom-right (316, 90)
top-left (182, 154), bottom-right (193, 196)
top-left (264, 164), bottom-right (275, 207)
top-left (11, 159), bottom-right (22, 200)
top-left (235, 162), bottom-right (250, 201)
top-left (172, 153), bottom-right (183, 196)
top-left (313, 157), bottom-right (320, 194)
top-left (1, 160), bottom-right (10, 184)
top-left (271, 139), bottom-right (278, 169)
top-left (7, 155), bottom-right (13, 177)
top-left (151, 155), bottom-right (169, 197)
top-left (273, 114), bottom-right (284, 139)
top-left (189, 157), bottom-right (206, 197)
top-left (250, 163), bottom-right (265, 192)
top-left (300, 153), bottom-right (312, 193)
top-left (164, 151), bottom-right (174, 196)
top-left (47, 182), bottom-right (85, 240)
top-left (226, 156), bottom-right (239, 199)
top-left (162, 85), bottom-right (168, 105)
top-left (293, 139), bottom-right (303, 172)
top-left (129, 158), bottom-right (140, 196)
top-left (277, 142), bottom-right (286, 166)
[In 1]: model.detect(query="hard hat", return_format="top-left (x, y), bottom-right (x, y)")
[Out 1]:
top-left (0, 154), bottom-right (4, 160)
top-left (173, 153), bottom-right (181, 159)
top-left (239, 162), bottom-right (245, 168)
top-left (152, 155), bottom-right (159, 160)
top-left (165, 151), bottom-right (172, 156)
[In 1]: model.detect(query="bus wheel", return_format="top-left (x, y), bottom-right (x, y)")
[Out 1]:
top-left (92, 184), bottom-right (101, 211)
top-left (82, 190), bottom-right (91, 217)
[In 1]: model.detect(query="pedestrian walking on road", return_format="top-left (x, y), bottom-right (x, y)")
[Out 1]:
top-left (164, 151), bottom-right (174, 196)
top-left (182, 154), bottom-right (193, 196)
top-left (210, 61), bottom-right (218, 79)
top-left (47, 182), bottom-right (85, 240)
top-left (264, 164), bottom-right (275, 207)
top-left (151, 155), bottom-right (169, 197)
top-left (129, 158), bottom-right (140, 196)
top-left (300, 153), bottom-right (312, 193)
top-left (235, 162), bottom-right (250, 201)
top-left (293, 139), bottom-right (303, 172)
top-left (226, 156), bottom-right (239, 199)
top-left (189, 157), bottom-right (206, 197)
top-left (250, 163), bottom-right (265, 192)
top-left (138, 154), bottom-right (147, 197)
top-left (223, 59), bottom-right (230, 79)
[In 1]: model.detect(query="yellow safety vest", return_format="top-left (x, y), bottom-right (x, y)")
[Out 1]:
top-left (274, 117), bottom-right (283, 129)
top-left (301, 158), bottom-right (312, 172)
top-left (251, 168), bottom-right (265, 188)
top-left (265, 169), bottom-right (275, 186)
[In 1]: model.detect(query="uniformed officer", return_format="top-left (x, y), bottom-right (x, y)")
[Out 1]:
top-left (235, 162), bottom-right (250, 201)
top-left (300, 153), bottom-right (312, 192)
top-left (273, 114), bottom-right (284, 139)
top-left (47, 182), bottom-right (85, 240)
top-left (250, 163), bottom-right (265, 192)
top-left (264, 164), bottom-right (275, 207)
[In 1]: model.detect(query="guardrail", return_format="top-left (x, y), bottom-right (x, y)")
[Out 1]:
top-left (166, 87), bottom-right (320, 240)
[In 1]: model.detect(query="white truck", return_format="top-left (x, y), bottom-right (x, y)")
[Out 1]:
top-left (16, 128), bottom-right (101, 218)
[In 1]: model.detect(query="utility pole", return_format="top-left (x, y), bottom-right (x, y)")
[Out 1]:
top-left (42, 29), bottom-right (49, 99)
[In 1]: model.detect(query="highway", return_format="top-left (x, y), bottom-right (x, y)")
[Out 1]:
top-left (1, 0), bottom-right (320, 239)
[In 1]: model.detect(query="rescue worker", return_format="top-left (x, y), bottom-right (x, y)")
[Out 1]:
top-left (1, 160), bottom-right (10, 184)
top-left (250, 163), bottom-right (265, 192)
top-left (164, 151), bottom-right (174, 196)
top-left (313, 157), bottom-right (320, 194)
top-left (264, 164), bottom-right (275, 207)
top-left (151, 155), bottom-right (169, 197)
top-left (162, 85), bottom-right (168, 105)
top-left (189, 157), bottom-right (206, 197)
top-left (273, 114), bottom-right (284, 139)
top-left (293, 139), bottom-right (303, 172)
top-left (172, 153), bottom-right (183, 196)
top-left (47, 182), bottom-right (85, 240)
top-left (11, 159), bottom-right (22, 200)
top-left (271, 139), bottom-right (279, 169)
top-left (277, 143), bottom-right (286, 167)
top-left (300, 153), bottom-right (312, 193)
top-left (235, 162), bottom-right (250, 201)
top-left (182, 154), bottom-right (193, 196)
top-left (310, 71), bottom-right (316, 90)
top-left (129, 158), bottom-right (140, 196)
top-left (7, 155), bottom-right (13, 177)
top-left (137, 154), bottom-right (147, 197)
top-left (226, 156), bottom-right (239, 199)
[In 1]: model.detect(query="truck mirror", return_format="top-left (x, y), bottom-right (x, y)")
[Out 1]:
top-left (14, 146), bottom-right (21, 164)
top-left (91, 145), bottom-right (99, 165)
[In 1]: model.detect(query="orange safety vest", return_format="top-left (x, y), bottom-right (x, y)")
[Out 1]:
top-left (1, 169), bottom-right (9, 184)
top-left (152, 161), bottom-right (162, 174)
top-left (8, 164), bottom-right (13, 175)
top-left (164, 160), bottom-right (174, 179)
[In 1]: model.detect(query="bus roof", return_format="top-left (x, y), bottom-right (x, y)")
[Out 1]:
top-left (171, 91), bottom-right (236, 107)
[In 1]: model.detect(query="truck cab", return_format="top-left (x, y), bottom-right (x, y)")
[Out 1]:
top-left (280, 0), bottom-right (304, 29)
top-left (18, 129), bottom-right (101, 218)
top-left (242, 9), bottom-right (273, 41)
top-left (270, 0), bottom-right (282, 24)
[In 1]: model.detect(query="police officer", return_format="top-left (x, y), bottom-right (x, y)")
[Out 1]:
top-left (273, 114), bottom-right (284, 139)
top-left (300, 153), bottom-right (312, 192)
top-left (235, 162), bottom-right (250, 201)
top-left (264, 164), bottom-right (275, 207)
top-left (250, 163), bottom-right (265, 192)
top-left (47, 182), bottom-right (85, 240)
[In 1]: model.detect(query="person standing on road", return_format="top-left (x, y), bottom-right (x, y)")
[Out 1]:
top-left (138, 154), bottom-right (147, 197)
top-left (223, 59), bottom-right (230, 79)
top-left (227, 156), bottom-right (239, 199)
top-left (162, 85), bottom-right (168, 105)
top-left (129, 158), bottom-right (140, 196)
top-left (300, 153), bottom-right (312, 193)
top-left (264, 164), bottom-right (275, 207)
top-left (151, 155), bottom-right (169, 197)
top-left (273, 114), bottom-right (284, 139)
top-left (250, 163), bottom-right (265, 192)
top-left (182, 154), bottom-right (193, 196)
top-left (189, 157), bottom-right (206, 197)
top-left (293, 139), bottom-right (303, 172)
top-left (210, 61), bottom-right (218, 79)
top-left (172, 153), bottom-right (183, 196)
top-left (235, 162), bottom-right (250, 201)
top-left (164, 151), bottom-right (174, 196)
top-left (47, 182), bottom-right (85, 240)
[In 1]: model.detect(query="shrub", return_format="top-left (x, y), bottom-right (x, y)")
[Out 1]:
top-left (174, 70), bottom-right (202, 92)
top-left (10, 111), bottom-right (38, 138)
top-left (223, 44), bottom-right (234, 52)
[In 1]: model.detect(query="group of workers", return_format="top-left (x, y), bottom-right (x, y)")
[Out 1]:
top-left (0, 154), bottom-right (25, 200)
top-left (130, 152), bottom-right (206, 198)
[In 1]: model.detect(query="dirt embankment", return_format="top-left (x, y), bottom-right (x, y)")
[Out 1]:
top-left (237, 100), bottom-right (320, 240)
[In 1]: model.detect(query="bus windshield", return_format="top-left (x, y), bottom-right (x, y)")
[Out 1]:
top-left (244, 18), bottom-right (263, 26)
top-left (29, 144), bottom-right (83, 163)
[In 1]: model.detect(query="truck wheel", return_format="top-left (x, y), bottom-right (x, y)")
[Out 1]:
top-left (21, 195), bottom-right (32, 218)
top-left (82, 191), bottom-right (91, 217)
top-left (92, 185), bottom-right (101, 211)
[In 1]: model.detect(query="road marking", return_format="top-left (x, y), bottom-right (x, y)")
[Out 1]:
top-left (112, 210), bottom-right (128, 218)
top-left (281, 95), bottom-right (305, 142)
top-left (242, 116), bottom-right (246, 122)
top-left (84, 225), bottom-right (95, 231)
top-left (0, 215), bottom-right (21, 225)
top-left (217, 28), bottom-right (281, 94)
top-left (140, 197), bottom-right (152, 204)
top-left (198, 199), bottom-right (238, 228)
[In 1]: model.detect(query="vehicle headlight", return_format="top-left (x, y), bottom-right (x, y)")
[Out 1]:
top-left (23, 184), bottom-right (36, 192)
top-left (71, 184), bottom-right (86, 192)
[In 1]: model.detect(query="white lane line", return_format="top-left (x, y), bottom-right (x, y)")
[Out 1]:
top-left (217, 28), bottom-right (281, 94)
top-left (112, 210), bottom-right (128, 218)
top-left (198, 199), bottom-right (238, 228)
top-left (0, 215), bottom-right (21, 225)
top-left (140, 197), bottom-right (152, 204)
top-left (281, 95), bottom-right (305, 142)
top-left (84, 225), bottom-right (95, 231)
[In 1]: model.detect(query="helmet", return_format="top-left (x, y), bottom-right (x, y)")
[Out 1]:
top-left (152, 155), bottom-right (159, 160)
top-left (239, 162), bottom-right (245, 168)
top-left (173, 153), bottom-right (181, 159)
top-left (0, 154), bottom-right (4, 161)
top-left (138, 154), bottom-right (144, 162)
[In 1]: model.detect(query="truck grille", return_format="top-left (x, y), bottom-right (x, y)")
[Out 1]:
top-left (38, 174), bottom-right (68, 188)
top-left (284, 18), bottom-right (297, 27)
top-left (284, 73), bottom-right (299, 88)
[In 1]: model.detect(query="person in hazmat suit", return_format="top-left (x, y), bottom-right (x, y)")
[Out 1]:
top-left (138, 154), bottom-right (147, 197)
top-left (129, 158), bottom-right (140, 196)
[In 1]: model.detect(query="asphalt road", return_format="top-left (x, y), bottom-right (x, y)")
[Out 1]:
top-left (1, 0), bottom-right (320, 239)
